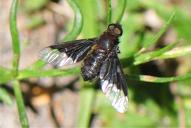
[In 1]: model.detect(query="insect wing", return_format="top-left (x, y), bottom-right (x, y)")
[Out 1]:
top-left (100, 48), bottom-right (128, 113)
top-left (39, 38), bottom-right (97, 66)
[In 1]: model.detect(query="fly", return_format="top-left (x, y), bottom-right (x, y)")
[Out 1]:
top-left (39, 23), bottom-right (128, 113)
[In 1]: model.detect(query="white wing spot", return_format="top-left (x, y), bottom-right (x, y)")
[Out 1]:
top-left (101, 80), bottom-right (109, 93)
top-left (57, 53), bottom-right (68, 66)
top-left (47, 51), bottom-right (59, 63)
top-left (100, 80), bottom-right (128, 113)
top-left (39, 48), bottom-right (52, 60)
top-left (40, 48), bottom-right (76, 66)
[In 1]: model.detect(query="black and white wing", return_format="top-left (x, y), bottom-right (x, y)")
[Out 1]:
top-left (39, 38), bottom-right (97, 67)
top-left (99, 47), bottom-right (128, 113)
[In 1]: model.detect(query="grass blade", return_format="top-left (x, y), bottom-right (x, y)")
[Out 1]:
top-left (107, 0), bottom-right (112, 25)
top-left (76, 0), bottom-right (99, 37)
top-left (18, 67), bottom-right (80, 79)
top-left (77, 87), bottom-right (95, 127)
top-left (127, 72), bottom-right (191, 83)
top-left (0, 71), bottom-right (14, 84)
top-left (73, 1), bottom-right (99, 127)
top-left (27, 60), bottom-right (46, 70)
top-left (0, 87), bottom-right (13, 105)
top-left (24, 0), bottom-right (49, 13)
top-left (114, 0), bottom-right (127, 23)
top-left (0, 66), bottom-right (10, 76)
top-left (12, 80), bottom-right (29, 128)
top-left (10, 0), bottom-right (20, 76)
top-left (141, 11), bottom-right (176, 49)
top-left (63, 0), bottom-right (83, 41)
top-left (134, 42), bottom-right (178, 65)
top-left (154, 46), bottom-right (191, 60)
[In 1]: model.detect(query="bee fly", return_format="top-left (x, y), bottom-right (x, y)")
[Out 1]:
top-left (40, 23), bottom-right (128, 113)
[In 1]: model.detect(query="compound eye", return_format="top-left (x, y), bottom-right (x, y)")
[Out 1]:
top-left (114, 28), bottom-right (121, 35)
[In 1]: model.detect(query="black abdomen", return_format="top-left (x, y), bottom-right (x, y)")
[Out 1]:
top-left (81, 49), bottom-right (106, 81)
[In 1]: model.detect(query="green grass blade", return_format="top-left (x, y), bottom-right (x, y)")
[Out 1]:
top-left (18, 67), bottom-right (80, 79)
top-left (141, 11), bottom-right (176, 49)
top-left (127, 72), bottom-right (191, 83)
top-left (142, 0), bottom-right (191, 43)
top-left (0, 71), bottom-right (14, 84)
top-left (0, 66), bottom-right (10, 76)
top-left (28, 60), bottom-right (46, 70)
top-left (10, 0), bottom-right (20, 76)
top-left (12, 80), bottom-right (29, 128)
top-left (9, 2), bottom-right (28, 127)
top-left (0, 67), bottom-right (14, 84)
top-left (134, 42), bottom-right (178, 65)
top-left (25, 15), bottom-right (46, 30)
top-left (76, 0), bottom-right (99, 37)
top-left (62, 0), bottom-right (83, 41)
top-left (24, 0), bottom-right (49, 13)
top-left (154, 46), bottom-right (191, 60)
top-left (107, 0), bottom-right (112, 25)
top-left (0, 87), bottom-right (13, 105)
top-left (0, 67), bottom-right (16, 85)
top-left (114, 0), bottom-right (127, 23)
top-left (77, 87), bottom-right (95, 127)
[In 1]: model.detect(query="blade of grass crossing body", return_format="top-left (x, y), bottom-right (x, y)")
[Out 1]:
top-left (107, 0), bottom-right (112, 25)
top-left (10, 0), bottom-right (20, 76)
top-left (74, 1), bottom-right (99, 127)
top-left (77, 87), bottom-right (95, 127)
top-left (62, 0), bottom-right (83, 41)
top-left (13, 80), bottom-right (29, 128)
